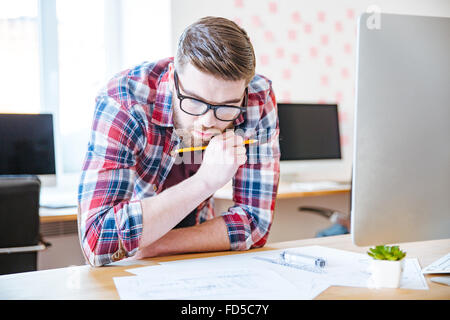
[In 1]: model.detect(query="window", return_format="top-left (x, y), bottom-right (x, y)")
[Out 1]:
top-left (1, 0), bottom-right (171, 175)
top-left (0, 0), bottom-right (40, 113)
top-left (56, 0), bottom-right (107, 173)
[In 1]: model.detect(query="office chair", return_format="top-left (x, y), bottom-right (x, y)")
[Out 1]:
top-left (298, 206), bottom-right (350, 237)
top-left (0, 175), bottom-right (50, 275)
top-left (298, 174), bottom-right (353, 237)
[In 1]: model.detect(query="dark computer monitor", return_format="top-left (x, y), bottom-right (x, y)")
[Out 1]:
top-left (278, 103), bottom-right (341, 161)
top-left (0, 114), bottom-right (56, 178)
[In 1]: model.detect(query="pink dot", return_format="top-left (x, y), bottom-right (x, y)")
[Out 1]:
top-left (317, 11), bottom-right (326, 22)
top-left (335, 21), bottom-right (343, 32)
top-left (276, 47), bottom-right (284, 58)
top-left (234, 0), bottom-right (244, 8)
top-left (344, 43), bottom-right (352, 54)
top-left (336, 91), bottom-right (343, 102)
top-left (260, 54), bottom-right (270, 66)
top-left (340, 135), bottom-right (349, 146)
top-left (268, 2), bottom-right (277, 13)
top-left (292, 11), bottom-right (301, 23)
top-left (291, 53), bottom-right (300, 64)
top-left (304, 23), bottom-right (312, 34)
top-left (320, 34), bottom-right (329, 45)
top-left (233, 17), bottom-right (242, 27)
top-left (347, 8), bottom-right (355, 19)
top-left (341, 67), bottom-right (349, 78)
top-left (309, 46), bottom-right (318, 58)
top-left (318, 99), bottom-right (327, 104)
top-left (264, 31), bottom-right (274, 41)
top-left (325, 55), bottom-right (333, 67)
top-left (282, 69), bottom-right (292, 80)
top-left (320, 75), bottom-right (329, 86)
top-left (288, 29), bottom-right (297, 41)
top-left (281, 91), bottom-right (291, 103)
top-left (338, 111), bottom-right (348, 122)
top-left (251, 15), bottom-right (262, 27)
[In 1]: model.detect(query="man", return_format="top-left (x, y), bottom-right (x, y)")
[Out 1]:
top-left (78, 16), bottom-right (280, 267)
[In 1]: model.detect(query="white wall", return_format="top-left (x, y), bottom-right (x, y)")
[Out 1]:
top-left (170, 0), bottom-right (450, 181)
top-left (121, 0), bottom-right (172, 68)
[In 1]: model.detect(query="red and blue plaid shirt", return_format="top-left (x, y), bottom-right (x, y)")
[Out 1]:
top-left (78, 57), bottom-right (280, 266)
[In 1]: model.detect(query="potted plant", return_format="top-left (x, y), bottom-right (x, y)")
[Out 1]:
top-left (367, 245), bottom-right (407, 288)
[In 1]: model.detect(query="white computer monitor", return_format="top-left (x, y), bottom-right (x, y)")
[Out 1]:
top-left (278, 103), bottom-right (349, 182)
top-left (0, 113), bottom-right (57, 187)
top-left (351, 13), bottom-right (450, 246)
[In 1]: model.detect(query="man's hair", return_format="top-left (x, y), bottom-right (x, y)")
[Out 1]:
top-left (175, 16), bottom-right (256, 84)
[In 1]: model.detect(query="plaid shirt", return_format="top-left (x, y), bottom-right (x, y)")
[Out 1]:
top-left (78, 57), bottom-right (280, 266)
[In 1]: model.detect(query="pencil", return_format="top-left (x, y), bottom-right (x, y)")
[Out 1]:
top-left (171, 139), bottom-right (257, 155)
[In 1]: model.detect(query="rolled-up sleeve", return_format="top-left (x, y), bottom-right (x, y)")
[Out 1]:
top-left (78, 95), bottom-right (145, 267)
top-left (221, 85), bottom-right (280, 250)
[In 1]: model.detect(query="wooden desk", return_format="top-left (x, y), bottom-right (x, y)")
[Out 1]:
top-left (1, 235), bottom-right (448, 300)
top-left (40, 208), bottom-right (77, 223)
top-left (213, 180), bottom-right (350, 200)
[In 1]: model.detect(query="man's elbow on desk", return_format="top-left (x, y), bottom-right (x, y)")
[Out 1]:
top-left (221, 206), bottom-right (273, 251)
top-left (78, 230), bottom-right (136, 267)
top-left (78, 209), bottom-right (142, 267)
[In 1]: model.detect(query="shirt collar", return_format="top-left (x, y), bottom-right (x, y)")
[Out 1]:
top-left (152, 63), bottom-right (175, 127)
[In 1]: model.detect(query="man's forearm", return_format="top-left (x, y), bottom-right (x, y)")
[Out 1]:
top-left (134, 216), bottom-right (230, 259)
top-left (139, 173), bottom-right (216, 249)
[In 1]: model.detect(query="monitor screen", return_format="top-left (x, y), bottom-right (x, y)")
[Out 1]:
top-left (278, 103), bottom-right (341, 161)
top-left (0, 114), bottom-right (56, 175)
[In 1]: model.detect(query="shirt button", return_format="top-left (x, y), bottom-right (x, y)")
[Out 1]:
top-left (153, 185), bottom-right (157, 192)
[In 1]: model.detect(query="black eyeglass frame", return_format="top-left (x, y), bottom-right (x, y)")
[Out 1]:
top-left (173, 71), bottom-right (248, 122)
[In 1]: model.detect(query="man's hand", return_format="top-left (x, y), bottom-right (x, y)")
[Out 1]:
top-left (195, 130), bottom-right (247, 191)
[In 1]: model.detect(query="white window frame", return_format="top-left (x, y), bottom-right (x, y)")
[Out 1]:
top-left (37, 0), bottom-right (125, 178)
top-left (35, 0), bottom-right (171, 178)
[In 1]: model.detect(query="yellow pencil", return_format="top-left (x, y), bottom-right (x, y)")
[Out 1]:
top-left (172, 139), bottom-right (257, 155)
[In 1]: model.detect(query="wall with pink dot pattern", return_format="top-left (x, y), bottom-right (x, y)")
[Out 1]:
top-left (171, 0), bottom-right (449, 180)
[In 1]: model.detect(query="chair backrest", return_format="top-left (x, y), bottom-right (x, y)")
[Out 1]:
top-left (0, 175), bottom-right (41, 248)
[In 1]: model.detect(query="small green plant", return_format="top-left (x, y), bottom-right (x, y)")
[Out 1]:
top-left (367, 245), bottom-right (406, 261)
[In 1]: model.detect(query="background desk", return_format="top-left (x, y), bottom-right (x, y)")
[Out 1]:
top-left (39, 180), bottom-right (351, 223)
top-left (214, 180), bottom-right (351, 242)
top-left (0, 235), bottom-right (448, 299)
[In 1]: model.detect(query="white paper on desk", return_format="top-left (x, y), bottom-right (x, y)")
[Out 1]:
top-left (150, 246), bottom-right (369, 288)
top-left (126, 261), bottom-right (330, 300)
top-left (262, 246), bottom-right (371, 288)
top-left (252, 246), bottom-right (428, 290)
top-left (114, 267), bottom-right (308, 300)
top-left (143, 246), bottom-right (428, 291)
top-left (399, 258), bottom-right (429, 290)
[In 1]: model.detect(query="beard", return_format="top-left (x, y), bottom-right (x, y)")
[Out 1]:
top-left (172, 110), bottom-right (234, 148)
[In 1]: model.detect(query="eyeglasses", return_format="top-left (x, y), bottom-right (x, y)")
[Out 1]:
top-left (174, 71), bottom-right (247, 122)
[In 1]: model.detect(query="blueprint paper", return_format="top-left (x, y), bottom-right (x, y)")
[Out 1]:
top-left (119, 246), bottom-right (428, 299)
top-left (114, 267), bottom-right (318, 300)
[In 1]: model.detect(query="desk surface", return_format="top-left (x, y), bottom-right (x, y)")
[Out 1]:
top-left (1, 235), bottom-right (448, 300)
top-left (39, 181), bottom-right (350, 223)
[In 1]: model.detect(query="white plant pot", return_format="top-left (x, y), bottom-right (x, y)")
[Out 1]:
top-left (368, 259), bottom-right (404, 288)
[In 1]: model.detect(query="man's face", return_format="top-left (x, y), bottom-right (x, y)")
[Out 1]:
top-left (171, 63), bottom-right (247, 147)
